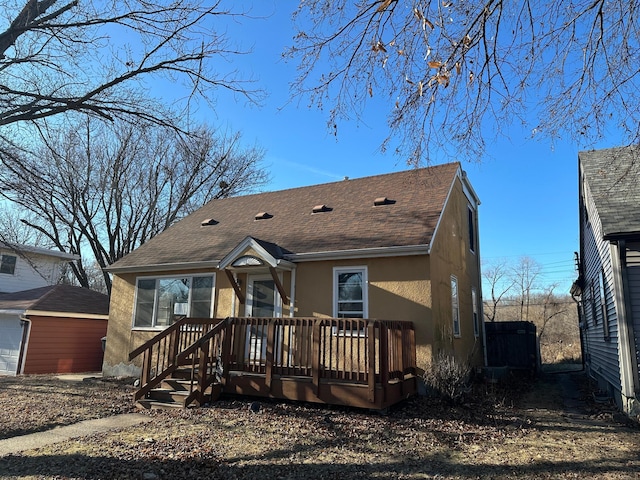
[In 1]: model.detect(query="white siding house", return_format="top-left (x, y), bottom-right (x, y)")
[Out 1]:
top-left (574, 147), bottom-right (640, 420)
top-left (0, 243), bottom-right (78, 294)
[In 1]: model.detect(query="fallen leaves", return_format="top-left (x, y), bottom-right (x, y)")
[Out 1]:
top-left (1, 373), bottom-right (639, 479)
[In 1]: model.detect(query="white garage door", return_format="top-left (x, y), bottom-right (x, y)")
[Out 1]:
top-left (0, 314), bottom-right (23, 375)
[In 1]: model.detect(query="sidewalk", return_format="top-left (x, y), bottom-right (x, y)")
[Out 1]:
top-left (0, 413), bottom-right (152, 457)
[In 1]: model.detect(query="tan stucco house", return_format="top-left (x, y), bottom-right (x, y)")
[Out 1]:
top-left (103, 162), bottom-right (484, 382)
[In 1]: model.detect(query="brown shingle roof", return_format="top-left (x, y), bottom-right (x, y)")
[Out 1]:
top-left (0, 285), bottom-right (109, 315)
top-left (108, 163), bottom-right (461, 270)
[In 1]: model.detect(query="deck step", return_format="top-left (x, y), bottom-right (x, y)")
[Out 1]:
top-left (136, 399), bottom-right (191, 410)
top-left (149, 388), bottom-right (191, 404)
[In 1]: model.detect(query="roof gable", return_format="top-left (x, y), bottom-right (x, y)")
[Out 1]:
top-left (580, 147), bottom-right (640, 239)
top-left (108, 163), bottom-right (463, 271)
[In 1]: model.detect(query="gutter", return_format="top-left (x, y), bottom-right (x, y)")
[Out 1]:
top-left (106, 245), bottom-right (432, 272)
top-left (284, 244), bottom-right (430, 262)
top-left (105, 260), bottom-right (220, 274)
top-left (17, 313), bottom-right (30, 375)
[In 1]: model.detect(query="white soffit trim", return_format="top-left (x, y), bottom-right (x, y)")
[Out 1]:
top-left (428, 168), bottom-right (459, 253)
top-left (218, 236), bottom-right (295, 270)
top-left (0, 242), bottom-right (79, 261)
top-left (0, 309), bottom-right (26, 315)
top-left (24, 310), bottom-right (109, 320)
top-left (218, 236), bottom-right (279, 269)
top-left (460, 168), bottom-right (481, 208)
top-left (106, 260), bottom-right (220, 274)
top-left (285, 244), bottom-right (429, 262)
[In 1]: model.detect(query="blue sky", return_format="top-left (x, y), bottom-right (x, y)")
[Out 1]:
top-left (166, 2), bottom-right (622, 294)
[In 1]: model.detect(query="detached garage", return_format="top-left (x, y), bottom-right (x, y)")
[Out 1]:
top-left (0, 285), bottom-right (108, 376)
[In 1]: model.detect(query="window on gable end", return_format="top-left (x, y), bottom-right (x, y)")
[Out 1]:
top-left (472, 287), bottom-right (479, 337)
top-left (468, 206), bottom-right (476, 254)
top-left (451, 275), bottom-right (460, 337)
top-left (0, 254), bottom-right (17, 275)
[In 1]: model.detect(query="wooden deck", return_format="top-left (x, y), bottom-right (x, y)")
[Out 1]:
top-left (129, 317), bottom-right (418, 410)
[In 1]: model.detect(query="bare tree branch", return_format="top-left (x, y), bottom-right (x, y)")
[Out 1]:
top-left (289, 0), bottom-right (640, 164)
top-left (0, 117), bottom-right (268, 292)
top-left (0, 1), bottom-right (263, 129)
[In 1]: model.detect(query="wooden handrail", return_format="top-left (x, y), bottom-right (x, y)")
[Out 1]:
top-left (130, 317), bottom-right (227, 404)
top-left (128, 315), bottom-right (188, 361)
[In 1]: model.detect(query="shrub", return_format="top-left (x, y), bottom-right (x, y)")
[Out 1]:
top-left (423, 351), bottom-right (472, 404)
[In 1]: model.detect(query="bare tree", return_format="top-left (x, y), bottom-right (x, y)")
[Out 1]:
top-left (288, 1), bottom-right (640, 164)
top-left (511, 256), bottom-right (541, 322)
top-left (0, 205), bottom-right (45, 246)
top-left (0, 1), bottom-right (261, 129)
top-left (534, 285), bottom-right (568, 345)
top-left (482, 259), bottom-right (514, 322)
top-left (0, 117), bottom-right (268, 292)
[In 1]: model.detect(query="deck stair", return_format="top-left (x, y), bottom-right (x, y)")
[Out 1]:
top-left (137, 367), bottom-right (221, 410)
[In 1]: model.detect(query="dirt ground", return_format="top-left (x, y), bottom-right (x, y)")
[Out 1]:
top-left (0, 370), bottom-right (638, 479)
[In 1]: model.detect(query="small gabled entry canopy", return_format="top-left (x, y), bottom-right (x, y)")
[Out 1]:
top-left (218, 236), bottom-right (294, 305)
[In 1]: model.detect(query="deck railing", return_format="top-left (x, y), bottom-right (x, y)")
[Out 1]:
top-left (130, 316), bottom-right (417, 408)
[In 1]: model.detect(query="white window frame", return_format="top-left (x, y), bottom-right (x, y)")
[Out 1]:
top-left (451, 275), bottom-right (461, 337)
top-left (472, 287), bottom-right (479, 337)
top-left (0, 254), bottom-right (17, 275)
top-left (132, 273), bottom-right (216, 330)
top-left (333, 266), bottom-right (368, 336)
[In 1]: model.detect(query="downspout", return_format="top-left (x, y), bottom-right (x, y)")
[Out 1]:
top-left (570, 290), bottom-right (585, 372)
top-left (289, 267), bottom-right (296, 318)
top-left (17, 314), bottom-right (31, 375)
top-left (571, 252), bottom-right (586, 372)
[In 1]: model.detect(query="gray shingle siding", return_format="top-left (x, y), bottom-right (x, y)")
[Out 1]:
top-left (580, 160), bottom-right (621, 393)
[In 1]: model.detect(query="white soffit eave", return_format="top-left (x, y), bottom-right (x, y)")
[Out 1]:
top-left (24, 310), bottom-right (109, 320)
top-left (105, 260), bottom-right (220, 274)
top-left (284, 244), bottom-right (430, 262)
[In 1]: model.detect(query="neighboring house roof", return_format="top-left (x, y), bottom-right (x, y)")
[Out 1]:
top-left (108, 162), bottom-right (468, 272)
top-left (0, 285), bottom-right (109, 316)
top-left (580, 147), bottom-right (640, 239)
top-left (0, 242), bottom-right (79, 261)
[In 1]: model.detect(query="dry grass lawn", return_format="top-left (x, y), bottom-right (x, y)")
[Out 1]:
top-left (0, 371), bottom-right (638, 479)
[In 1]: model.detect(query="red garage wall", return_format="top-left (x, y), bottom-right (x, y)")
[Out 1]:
top-left (23, 316), bottom-right (108, 374)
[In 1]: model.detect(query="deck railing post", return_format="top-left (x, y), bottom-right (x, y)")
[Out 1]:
top-left (265, 319), bottom-right (276, 390)
top-left (312, 319), bottom-right (321, 396)
top-left (197, 339), bottom-right (210, 406)
top-left (168, 328), bottom-right (179, 366)
top-left (367, 321), bottom-right (376, 404)
top-left (380, 322), bottom-right (389, 402)
top-left (141, 349), bottom-right (150, 393)
top-left (221, 318), bottom-right (232, 386)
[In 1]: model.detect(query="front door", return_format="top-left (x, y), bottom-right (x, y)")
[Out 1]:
top-left (245, 275), bottom-right (281, 364)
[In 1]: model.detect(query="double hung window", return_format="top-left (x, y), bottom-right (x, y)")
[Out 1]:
top-left (451, 276), bottom-right (460, 337)
top-left (472, 287), bottom-right (479, 337)
top-left (133, 274), bottom-right (215, 328)
top-left (333, 267), bottom-right (368, 336)
top-left (0, 254), bottom-right (17, 275)
top-left (334, 267), bottom-right (368, 319)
